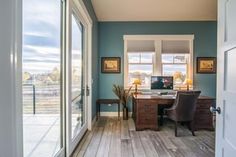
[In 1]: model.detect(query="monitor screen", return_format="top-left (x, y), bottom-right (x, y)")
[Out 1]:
top-left (151, 76), bottom-right (173, 90)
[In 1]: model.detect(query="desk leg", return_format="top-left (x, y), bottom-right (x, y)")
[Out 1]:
top-left (96, 102), bottom-right (101, 121)
top-left (99, 103), bottom-right (100, 118)
top-left (118, 103), bottom-right (120, 120)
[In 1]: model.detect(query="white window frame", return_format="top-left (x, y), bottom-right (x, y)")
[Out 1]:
top-left (124, 35), bottom-right (194, 89)
top-left (127, 52), bottom-right (155, 88)
top-left (161, 53), bottom-right (189, 87)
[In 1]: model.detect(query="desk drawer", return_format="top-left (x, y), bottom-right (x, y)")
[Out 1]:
top-left (137, 103), bottom-right (157, 115)
top-left (195, 109), bottom-right (212, 115)
top-left (137, 99), bottom-right (158, 105)
top-left (194, 115), bottom-right (213, 130)
top-left (194, 115), bottom-right (212, 126)
top-left (197, 103), bottom-right (211, 109)
top-left (138, 115), bottom-right (157, 125)
top-left (197, 100), bottom-right (215, 109)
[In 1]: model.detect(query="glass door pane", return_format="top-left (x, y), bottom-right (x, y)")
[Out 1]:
top-left (22, 0), bottom-right (63, 156)
top-left (71, 14), bottom-right (85, 139)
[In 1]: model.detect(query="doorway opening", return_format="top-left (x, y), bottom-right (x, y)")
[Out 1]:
top-left (22, 0), bottom-right (92, 156)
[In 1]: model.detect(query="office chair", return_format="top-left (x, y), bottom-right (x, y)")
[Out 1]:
top-left (165, 91), bottom-right (201, 137)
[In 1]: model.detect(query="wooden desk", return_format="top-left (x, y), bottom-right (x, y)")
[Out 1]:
top-left (132, 94), bottom-right (215, 131)
top-left (96, 99), bottom-right (120, 120)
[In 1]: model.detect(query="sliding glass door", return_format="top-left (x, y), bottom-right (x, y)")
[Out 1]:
top-left (22, 0), bottom-right (90, 156)
top-left (22, 0), bottom-right (64, 156)
top-left (71, 14), bottom-right (85, 139)
top-left (67, 10), bottom-right (88, 155)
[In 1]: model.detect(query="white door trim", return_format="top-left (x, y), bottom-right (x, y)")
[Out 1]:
top-left (11, 0), bottom-right (92, 156)
top-left (13, 0), bottom-right (23, 156)
top-left (73, 0), bottom-right (93, 131)
top-left (66, 0), bottom-right (93, 155)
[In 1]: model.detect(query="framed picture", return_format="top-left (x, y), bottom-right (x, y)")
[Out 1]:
top-left (101, 57), bottom-right (121, 73)
top-left (197, 57), bottom-right (216, 73)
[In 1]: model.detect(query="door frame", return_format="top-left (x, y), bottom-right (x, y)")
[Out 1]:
top-left (65, 0), bottom-right (93, 155)
top-left (72, 0), bottom-right (93, 132)
top-left (14, 0), bottom-right (93, 156)
top-left (14, 0), bottom-right (24, 156)
top-left (20, 0), bottom-right (67, 156)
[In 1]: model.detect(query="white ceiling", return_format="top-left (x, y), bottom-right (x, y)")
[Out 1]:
top-left (91, 0), bottom-right (217, 21)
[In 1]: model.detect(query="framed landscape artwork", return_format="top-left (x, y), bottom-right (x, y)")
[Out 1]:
top-left (101, 57), bottom-right (121, 73)
top-left (197, 57), bottom-right (216, 73)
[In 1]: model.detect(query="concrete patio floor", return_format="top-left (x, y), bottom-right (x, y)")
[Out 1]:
top-left (23, 114), bottom-right (61, 157)
top-left (23, 112), bottom-right (82, 157)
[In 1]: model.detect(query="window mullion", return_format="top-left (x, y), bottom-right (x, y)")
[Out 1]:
top-left (155, 40), bottom-right (162, 75)
top-left (139, 53), bottom-right (141, 63)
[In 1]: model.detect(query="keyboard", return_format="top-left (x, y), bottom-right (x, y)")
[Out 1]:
top-left (161, 95), bottom-right (175, 97)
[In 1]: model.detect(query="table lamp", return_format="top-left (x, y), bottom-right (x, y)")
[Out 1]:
top-left (133, 79), bottom-right (141, 94)
top-left (184, 78), bottom-right (193, 91)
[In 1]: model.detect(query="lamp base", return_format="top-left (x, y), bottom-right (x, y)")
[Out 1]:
top-left (133, 91), bottom-right (142, 95)
top-left (186, 83), bottom-right (190, 91)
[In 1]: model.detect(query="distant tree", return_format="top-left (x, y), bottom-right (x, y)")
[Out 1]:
top-left (49, 67), bottom-right (60, 82)
top-left (72, 68), bottom-right (80, 82)
top-left (173, 71), bottom-right (185, 84)
top-left (23, 72), bottom-right (31, 82)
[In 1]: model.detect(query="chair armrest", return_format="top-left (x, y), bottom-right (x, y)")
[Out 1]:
top-left (165, 107), bottom-right (177, 121)
top-left (165, 105), bottom-right (176, 111)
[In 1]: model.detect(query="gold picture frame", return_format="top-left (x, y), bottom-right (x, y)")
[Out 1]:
top-left (101, 57), bottom-right (121, 73)
top-left (197, 57), bottom-right (216, 74)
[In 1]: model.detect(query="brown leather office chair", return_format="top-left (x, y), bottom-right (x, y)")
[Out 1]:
top-left (165, 91), bottom-right (201, 137)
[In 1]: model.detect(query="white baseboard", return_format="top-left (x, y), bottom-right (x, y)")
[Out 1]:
top-left (100, 112), bottom-right (132, 117)
top-left (90, 116), bottom-right (97, 130)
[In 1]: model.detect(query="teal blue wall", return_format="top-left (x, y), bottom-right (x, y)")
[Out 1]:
top-left (83, 0), bottom-right (98, 118)
top-left (98, 21), bottom-right (217, 112)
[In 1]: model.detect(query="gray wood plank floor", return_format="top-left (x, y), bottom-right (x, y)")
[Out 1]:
top-left (72, 117), bottom-right (215, 157)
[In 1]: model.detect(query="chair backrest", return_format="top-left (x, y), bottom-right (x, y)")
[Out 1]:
top-left (173, 91), bottom-right (201, 121)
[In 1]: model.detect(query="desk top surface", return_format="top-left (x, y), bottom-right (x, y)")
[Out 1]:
top-left (133, 94), bottom-right (215, 100)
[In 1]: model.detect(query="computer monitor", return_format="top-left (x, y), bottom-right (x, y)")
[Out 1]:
top-left (151, 76), bottom-right (173, 90)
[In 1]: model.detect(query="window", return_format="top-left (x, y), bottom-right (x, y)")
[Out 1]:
top-left (127, 52), bottom-right (154, 88)
top-left (124, 35), bottom-right (194, 89)
top-left (71, 14), bottom-right (84, 138)
top-left (162, 54), bottom-right (189, 85)
top-left (22, 0), bottom-right (63, 156)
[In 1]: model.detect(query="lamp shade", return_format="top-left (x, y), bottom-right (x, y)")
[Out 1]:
top-left (133, 79), bottom-right (142, 85)
top-left (183, 78), bottom-right (193, 85)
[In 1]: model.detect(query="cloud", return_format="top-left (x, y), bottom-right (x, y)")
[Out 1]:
top-left (23, 0), bottom-right (61, 46)
top-left (23, 46), bottom-right (61, 74)
top-left (23, 0), bottom-right (61, 74)
top-left (23, 33), bottom-right (60, 47)
top-left (72, 15), bottom-right (82, 50)
top-left (23, 0), bottom-right (82, 74)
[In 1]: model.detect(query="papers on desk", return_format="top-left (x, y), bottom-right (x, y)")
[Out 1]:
top-left (141, 91), bottom-right (152, 95)
top-left (161, 95), bottom-right (174, 97)
top-left (161, 95), bottom-right (176, 98)
top-left (150, 94), bottom-right (176, 99)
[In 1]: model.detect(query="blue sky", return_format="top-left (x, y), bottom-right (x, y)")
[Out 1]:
top-left (23, 0), bottom-right (82, 74)
top-left (23, 0), bottom-right (61, 74)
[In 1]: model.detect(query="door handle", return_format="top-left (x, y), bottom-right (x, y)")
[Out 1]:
top-left (210, 106), bottom-right (221, 114)
top-left (86, 85), bottom-right (90, 96)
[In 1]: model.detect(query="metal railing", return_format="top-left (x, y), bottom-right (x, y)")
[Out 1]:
top-left (23, 84), bottom-right (36, 114)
